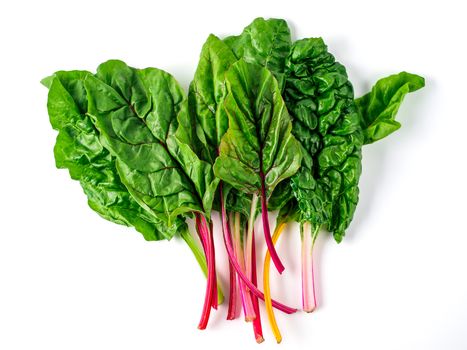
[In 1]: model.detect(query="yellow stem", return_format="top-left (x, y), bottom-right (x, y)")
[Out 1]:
top-left (263, 223), bottom-right (286, 343)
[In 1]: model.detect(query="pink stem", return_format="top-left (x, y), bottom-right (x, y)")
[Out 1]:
top-left (312, 246), bottom-right (317, 309)
top-left (301, 222), bottom-right (316, 313)
top-left (227, 259), bottom-right (238, 320)
top-left (219, 183), bottom-right (297, 314)
top-left (233, 212), bottom-right (256, 322)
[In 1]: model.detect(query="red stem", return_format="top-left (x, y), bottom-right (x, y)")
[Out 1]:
top-left (226, 209), bottom-right (238, 319)
top-left (251, 229), bottom-right (264, 343)
top-left (260, 173), bottom-right (285, 273)
top-left (195, 216), bottom-right (207, 256)
top-left (195, 217), bottom-right (217, 310)
top-left (227, 259), bottom-right (238, 320)
top-left (209, 220), bottom-right (218, 310)
top-left (197, 214), bottom-right (216, 330)
top-left (219, 183), bottom-right (297, 314)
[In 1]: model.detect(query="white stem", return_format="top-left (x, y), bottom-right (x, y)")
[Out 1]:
top-left (302, 222), bottom-right (317, 313)
top-left (244, 193), bottom-right (258, 280)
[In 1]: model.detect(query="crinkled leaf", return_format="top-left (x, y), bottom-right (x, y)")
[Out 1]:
top-left (284, 38), bottom-right (364, 242)
top-left (213, 60), bottom-right (302, 197)
top-left (224, 17), bottom-right (291, 90)
top-left (45, 70), bottom-right (175, 240)
top-left (356, 72), bottom-right (425, 144)
top-left (84, 60), bottom-right (217, 223)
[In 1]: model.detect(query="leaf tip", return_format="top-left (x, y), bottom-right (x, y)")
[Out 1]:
top-left (41, 75), bottom-right (54, 89)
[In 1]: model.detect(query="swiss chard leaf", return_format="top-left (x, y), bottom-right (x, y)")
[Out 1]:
top-left (213, 59), bottom-right (302, 197)
top-left (189, 35), bottom-right (262, 218)
top-left (213, 59), bottom-right (302, 272)
top-left (276, 199), bottom-right (300, 226)
top-left (284, 38), bottom-right (364, 242)
top-left (84, 60), bottom-right (218, 223)
top-left (355, 72), bottom-right (425, 144)
top-left (268, 180), bottom-right (294, 211)
top-left (188, 34), bottom-right (238, 163)
top-left (45, 70), bottom-right (175, 240)
top-left (224, 17), bottom-right (291, 90)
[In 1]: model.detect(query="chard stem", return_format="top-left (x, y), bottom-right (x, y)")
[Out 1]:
top-left (233, 212), bottom-right (256, 322)
top-left (208, 220), bottom-right (219, 310)
top-left (301, 222), bottom-right (318, 313)
top-left (226, 257), bottom-right (238, 320)
top-left (197, 214), bottom-right (216, 329)
top-left (180, 227), bottom-right (224, 305)
top-left (227, 210), bottom-right (239, 320)
top-left (219, 183), bottom-right (297, 314)
top-left (260, 174), bottom-right (285, 273)
top-left (251, 229), bottom-right (264, 343)
top-left (244, 194), bottom-right (258, 280)
top-left (264, 222), bottom-right (286, 343)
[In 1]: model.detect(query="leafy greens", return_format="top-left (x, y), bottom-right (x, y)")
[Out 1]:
top-left (43, 17), bottom-right (424, 344)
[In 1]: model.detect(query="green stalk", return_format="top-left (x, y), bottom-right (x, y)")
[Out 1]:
top-left (180, 228), bottom-right (224, 305)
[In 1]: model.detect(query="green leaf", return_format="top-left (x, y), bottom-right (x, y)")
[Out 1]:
top-left (276, 199), bottom-right (300, 226)
top-left (188, 34), bottom-right (238, 162)
top-left (355, 72), bottom-right (425, 144)
top-left (41, 75), bottom-right (54, 88)
top-left (85, 60), bottom-right (217, 223)
top-left (224, 17), bottom-right (291, 90)
top-left (268, 179), bottom-right (294, 211)
top-left (45, 70), bottom-right (174, 240)
top-left (213, 59), bottom-right (302, 197)
top-left (284, 38), bottom-right (364, 242)
top-left (220, 18), bottom-right (295, 217)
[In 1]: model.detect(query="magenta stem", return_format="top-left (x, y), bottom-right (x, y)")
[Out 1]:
top-left (260, 173), bottom-right (285, 274)
top-left (227, 258), bottom-right (238, 320)
top-left (251, 229), bottom-right (264, 343)
top-left (208, 220), bottom-right (218, 310)
top-left (226, 211), bottom-right (239, 319)
top-left (219, 183), bottom-right (297, 314)
top-left (197, 214), bottom-right (216, 329)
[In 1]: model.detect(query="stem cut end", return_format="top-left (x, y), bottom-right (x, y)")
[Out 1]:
top-left (256, 336), bottom-right (265, 344)
top-left (245, 315), bottom-right (256, 322)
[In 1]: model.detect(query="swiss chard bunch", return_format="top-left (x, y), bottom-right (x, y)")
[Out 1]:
top-left (43, 17), bottom-right (424, 343)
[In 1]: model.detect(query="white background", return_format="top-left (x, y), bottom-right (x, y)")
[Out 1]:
top-left (1, 0), bottom-right (466, 349)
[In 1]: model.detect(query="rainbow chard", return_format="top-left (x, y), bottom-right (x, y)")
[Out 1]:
top-left (189, 35), bottom-right (297, 335)
top-left (213, 59), bottom-right (302, 273)
top-left (83, 60), bottom-right (219, 329)
top-left (188, 34), bottom-right (249, 321)
top-left (43, 16), bottom-right (425, 344)
top-left (220, 19), bottom-right (424, 342)
top-left (283, 38), bottom-right (364, 314)
top-left (285, 39), bottom-right (425, 312)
